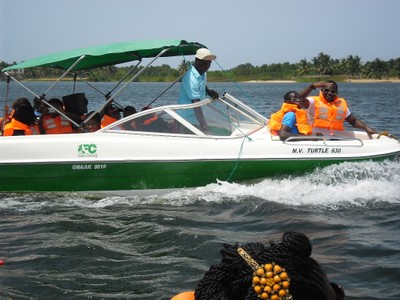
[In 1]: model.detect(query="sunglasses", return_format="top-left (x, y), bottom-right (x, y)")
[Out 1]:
top-left (330, 282), bottom-right (346, 300)
top-left (289, 97), bottom-right (304, 103)
top-left (323, 89), bottom-right (338, 95)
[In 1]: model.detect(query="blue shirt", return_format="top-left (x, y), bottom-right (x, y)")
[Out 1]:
top-left (178, 65), bottom-right (207, 125)
top-left (281, 112), bottom-right (299, 134)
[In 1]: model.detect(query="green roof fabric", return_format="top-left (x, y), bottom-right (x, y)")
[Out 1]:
top-left (2, 39), bottom-right (206, 72)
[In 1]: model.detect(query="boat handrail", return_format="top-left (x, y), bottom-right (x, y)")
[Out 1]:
top-left (218, 96), bottom-right (265, 126)
top-left (99, 99), bottom-right (215, 134)
top-left (100, 98), bottom-right (214, 129)
top-left (283, 135), bottom-right (364, 147)
top-left (222, 92), bottom-right (268, 124)
top-left (164, 109), bottom-right (206, 136)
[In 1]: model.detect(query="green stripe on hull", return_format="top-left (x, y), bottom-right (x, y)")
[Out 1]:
top-left (0, 156), bottom-right (394, 192)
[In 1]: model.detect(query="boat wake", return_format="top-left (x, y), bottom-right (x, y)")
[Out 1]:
top-left (160, 160), bottom-right (400, 206)
top-left (1, 160), bottom-right (399, 211)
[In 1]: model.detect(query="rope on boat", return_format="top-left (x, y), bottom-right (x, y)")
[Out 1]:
top-left (226, 135), bottom-right (250, 182)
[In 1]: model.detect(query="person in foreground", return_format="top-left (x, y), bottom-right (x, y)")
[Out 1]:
top-left (268, 91), bottom-right (312, 141)
top-left (178, 48), bottom-right (219, 132)
top-left (299, 80), bottom-right (377, 137)
top-left (171, 231), bottom-right (345, 300)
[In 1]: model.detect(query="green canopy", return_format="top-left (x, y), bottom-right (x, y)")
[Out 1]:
top-left (2, 39), bottom-right (206, 72)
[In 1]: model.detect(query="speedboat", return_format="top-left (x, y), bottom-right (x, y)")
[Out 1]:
top-left (1, 39), bottom-right (399, 193)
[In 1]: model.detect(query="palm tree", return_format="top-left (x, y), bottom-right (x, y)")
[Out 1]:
top-left (387, 58), bottom-right (400, 77)
top-left (363, 58), bottom-right (388, 79)
top-left (178, 60), bottom-right (191, 75)
top-left (296, 59), bottom-right (312, 77)
top-left (312, 52), bottom-right (333, 75)
top-left (344, 55), bottom-right (362, 78)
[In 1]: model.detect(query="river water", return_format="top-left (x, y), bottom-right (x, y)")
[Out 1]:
top-left (1, 81), bottom-right (399, 300)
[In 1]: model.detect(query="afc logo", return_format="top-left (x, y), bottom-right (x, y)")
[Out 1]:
top-left (78, 144), bottom-right (98, 156)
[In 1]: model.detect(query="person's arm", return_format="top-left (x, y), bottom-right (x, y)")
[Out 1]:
top-left (298, 81), bottom-right (334, 109)
top-left (345, 113), bottom-right (377, 137)
top-left (278, 124), bottom-right (304, 141)
top-left (191, 99), bottom-right (208, 131)
top-left (278, 112), bottom-right (306, 141)
top-left (299, 81), bottom-right (331, 99)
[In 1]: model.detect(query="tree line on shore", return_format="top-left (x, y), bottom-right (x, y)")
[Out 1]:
top-left (1, 52), bottom-right (399, 82)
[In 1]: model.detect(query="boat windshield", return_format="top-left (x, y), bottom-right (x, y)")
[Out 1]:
top-left (105, 93), bottom-right (267, 137)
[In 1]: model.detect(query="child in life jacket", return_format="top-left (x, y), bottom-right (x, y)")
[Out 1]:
top-left (268, 91), bottom-right (312, 141)
top-left (38, 98), bottom-right (74, 134)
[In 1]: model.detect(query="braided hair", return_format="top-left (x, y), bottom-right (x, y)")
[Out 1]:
top-left (194, 231), bottom-right (329, 300)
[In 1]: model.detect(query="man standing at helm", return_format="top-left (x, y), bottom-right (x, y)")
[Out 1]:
top-left (178, 48), bottom-right (219, 132)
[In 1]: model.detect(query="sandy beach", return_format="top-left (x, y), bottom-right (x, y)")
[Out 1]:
top-left (244, 79), bottom-right (400, 83)
top-left (244, 80), bottom-right (296, 83)
top-left (345, 79), bottom-right (400, 83)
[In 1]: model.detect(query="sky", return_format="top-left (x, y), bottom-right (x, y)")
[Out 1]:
top-left (1, 0), bottom-right (399, 71)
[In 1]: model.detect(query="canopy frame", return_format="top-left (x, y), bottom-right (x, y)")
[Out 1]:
top-left (1, 40), bottom-right (205, 132)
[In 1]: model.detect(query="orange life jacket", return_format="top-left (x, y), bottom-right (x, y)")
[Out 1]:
top-left (311, 91), bottom-right (348, 131)
top-left (42, 115), bottom-right (74, 134)
top-left (3, 118), bottom-right (39, 136)
top-left (268, 103), bottom-right (312, 135)
top-left (101, 114), bottom-right (118, 128)
top-left (0, 117), bottom-right (9, 131)
top-left (142, 115), bottom-right (158, 126)
top-left (171, 291), bottom-right (194, 300)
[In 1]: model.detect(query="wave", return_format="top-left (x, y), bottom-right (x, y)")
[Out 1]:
top-left (1, 160), bottom-right (399, 212)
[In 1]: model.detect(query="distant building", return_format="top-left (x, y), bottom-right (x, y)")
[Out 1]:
top-left (6, 68), bottom-right (25, 80)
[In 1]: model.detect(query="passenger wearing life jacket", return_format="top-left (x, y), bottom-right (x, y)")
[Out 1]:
top-left (38, 98), bottom-right (74, 134)
top-left (81, 111), bottom-right (102, 132)
top-left (140, 106), bottom-right (168, 132)
top-left (2, 97), bottom-right (33, 132)
top-left (268, 91), bottom-right (312, 141)
top-left (3, 98), bottom-right (39, 136)
top-left (122, 105), bottom-right (138, 130)
top-left (299, 80), bottom-right (377, 137)
top-left (101, 103), bottom-right (122, 128)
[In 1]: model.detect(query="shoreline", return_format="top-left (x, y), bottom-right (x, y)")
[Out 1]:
top-left (243, 79), bottom-right (400, 83)
top-left (344, 79), bottom-right (400, 83)
top-left (14, 78), bottom-right (400, 83)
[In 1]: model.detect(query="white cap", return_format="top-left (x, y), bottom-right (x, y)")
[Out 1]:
top-left (195, 48), bottom-right (216, 61)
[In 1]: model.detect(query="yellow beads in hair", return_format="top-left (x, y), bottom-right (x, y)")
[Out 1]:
top-left (252, 263), bottom-right (291, 300)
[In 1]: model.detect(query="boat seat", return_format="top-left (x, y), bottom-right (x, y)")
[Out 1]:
top-left (62, 93), bottom-right (88, 116)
